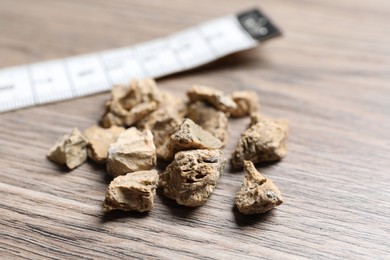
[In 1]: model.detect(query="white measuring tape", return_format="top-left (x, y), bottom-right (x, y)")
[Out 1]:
top-left (0, 9), bottom-right (280, 113)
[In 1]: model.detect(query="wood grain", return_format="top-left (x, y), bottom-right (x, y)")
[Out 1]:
top-left (1, 0), bottom-right (389, 259)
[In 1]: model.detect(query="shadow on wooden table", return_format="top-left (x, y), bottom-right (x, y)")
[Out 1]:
top-left (101, 210), bottom-right (150, 222)
top-left (156, 188), bottom-right (201, 219)
top-left (86, 161), bottom-right (113, 184)
top-left (232, 206), bottom-right (274, 227)
top-left (49, 162), bottom-right (74, 173)
top-left (228, 161), bottom-right (282, 177)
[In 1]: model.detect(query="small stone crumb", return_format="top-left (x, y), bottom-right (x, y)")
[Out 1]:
top-left (103, 170), bottom-right (159, 212)
top-left (83, 125), bottom-right (125, 163)
top-left (47, 128), bottom-right (88, 169)
top-left (106, 127), bottom-right (156, 177)
top-left (230, 91), bottom-right (260, 118)
top-left (235, 161), bottom-right (283, 214)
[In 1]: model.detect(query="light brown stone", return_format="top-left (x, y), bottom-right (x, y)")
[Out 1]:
top-left (171, 118), bottom-right (223, 150)
top-left (232, 114), bottom-right (289, 168)
top-left (186, 101), bottom-right (228, 144)
top-left (83, 125), bottom-right (125, 163)
top-left (106, 127), bottom-right (156, 177)
top-left (187, 85), bottom-right (237, 113)
top-left (137, 107), bottom-right (183, 161)
top-left (160, 91), bottom-right (187, 117)
top-left (103, 170), bottom-right (159, 212)
top-left (160, 149), bottom-right (226, 207)
top-left (47, 128), bottom-right (88, 169)
top-left (159, 118), bottom-right (224, 161)
top-left (101, 79), bottom-right (162, 128)
top-left (230, 90), bottom-right (260, 117)
top-left (235, 161), bottom-right (283, 214)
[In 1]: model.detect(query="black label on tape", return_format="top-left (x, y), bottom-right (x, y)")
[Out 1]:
top-left (237, 9), bottom-right (281, 41)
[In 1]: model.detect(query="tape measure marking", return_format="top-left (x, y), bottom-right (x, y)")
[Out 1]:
top-left (0, 9), bottom-right (280, 113)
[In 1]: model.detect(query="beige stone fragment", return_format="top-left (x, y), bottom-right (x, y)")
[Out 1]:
top-left (160, 91), bottom-right (187, 117)
top-left (83, 125), bottom-right (125, 163)
top-left (124, 101), bottom-right (159, 126)
top-left (106, 127), bottom-right (156, 177)
top-left (230, 91), bottom-right (260, 117)
top-left (137, 107), bottom-right (183, 161)
top-left (171, 119), bottom-right (223, 150)
top-left (119, 78), bottom-right (162, 110)
top-left (186, 101), bottom-right (229, 144)
top-left (160, 149), bottom-right (226, 207)
top-left (103, 170), bottom-right (159, 212)
top-left (101, 79), bottom-right (162, 128)
top-left (235, 161), bottom-right (283, 214)
top-left (187, 85), bottom-right (237, 113)
top-left (232, 114), bottom-right (289, 168)
top-left (47, 128), bottom-right (88, 169)
top-left (158, 118), bottom-right (224, 161)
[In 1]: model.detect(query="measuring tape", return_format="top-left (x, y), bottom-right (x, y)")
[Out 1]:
top-left (0, 9), bottom-right (280, 113)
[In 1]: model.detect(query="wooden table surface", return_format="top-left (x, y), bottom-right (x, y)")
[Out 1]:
top-left (1, 0), bottom-right (389, 259)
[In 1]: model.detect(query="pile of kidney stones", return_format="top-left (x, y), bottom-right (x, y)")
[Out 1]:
top-left (47, 79), bottom-right (288, 215)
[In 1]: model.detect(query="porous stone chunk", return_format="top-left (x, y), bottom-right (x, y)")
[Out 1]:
top-left (230, 90), bottom-right (260, 117)
top-left (232, 114), bottom-right (289, 168)
top-left (187, 85), bottom-right (237, 114)
top-left (83, 125), bottom-right (125, 163)
top-left (103, 170), bottom-right (159, 212)
top-left (106, 127), bottom-right (156, 177)
top-left (160, 149), bottom-right (226, 207)
top-left (186, 101), bottom-right (228, 144)
top-left (47, 128), bottom-right (88, 169)
top-left (235, 161), bottom-right (283, 214)
top-left (101, 79), bottom-right (162, 128)
top-left (137, 107), bottom-right (183, 161)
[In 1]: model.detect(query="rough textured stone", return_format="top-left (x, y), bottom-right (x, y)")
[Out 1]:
top-left (83, 125), bottom-right (125, 163)
top-left (230, 90), bottom-right (260, 117)
top-left (160, 149), bottom-right (226, 207)
top-left (103, 170), bottom-right (159, 212)
top-left (137, 107), bottom-right (183, 161)
top-left (171, 119), bottom-right (223, 150)
top-left (235, 161), bottom-right (283, 214)
top-left (47, 128), bottom-right (88, 169)
top-left (248, 112), bottom-right (262, 127)
top-left (106, 127), bottom-right (156, 177)
top-left (160, 91), bottom-right (187, 117)
top-left (186, 101), bottom-right (229, 144)
top-left (187, 85), bottom-right (237, 113)
top-left (101, 79), bottom-right (162, 127)
top-left (232, 114), bottom-right (289, 168)
top-left (160, 118), bottom-right (224, 161)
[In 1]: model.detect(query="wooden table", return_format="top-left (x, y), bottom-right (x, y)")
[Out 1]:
top-left (1, 0), bottom-right (389, 258)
